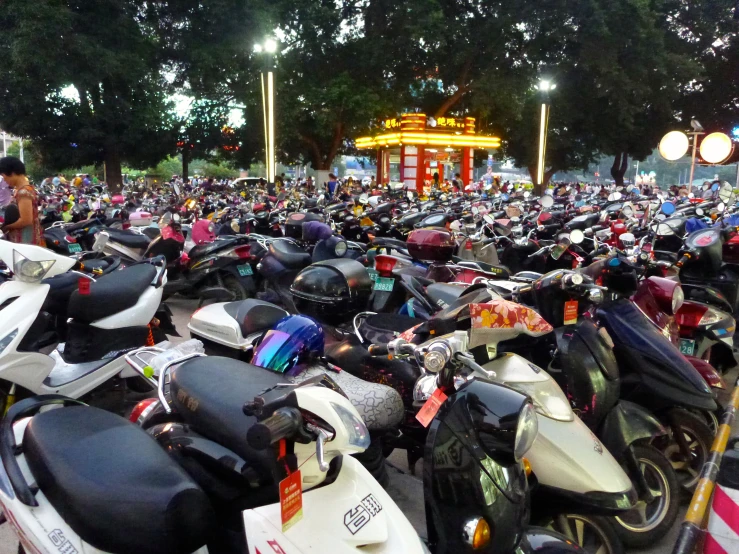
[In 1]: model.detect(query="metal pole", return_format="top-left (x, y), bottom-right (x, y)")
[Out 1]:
top-left (688, 132), bottom-right (703, 189)
top-left (536, 103), bottom-right (547, 185)
top-left (267, 70), bottom-right (275, 184)
top-left (18, 139), bottom-right (23, 163)
top-left (2, 132), bottom-right (6, 157)
top-left (260, 73), bottom-right (269, 179)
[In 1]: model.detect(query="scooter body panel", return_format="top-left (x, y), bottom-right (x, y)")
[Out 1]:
top-left (91, 279), bottom-right (164, 329)
top-left (244, 456), bottom-right (425, 554)
top-left (484, 354), bottom-right (633, 496)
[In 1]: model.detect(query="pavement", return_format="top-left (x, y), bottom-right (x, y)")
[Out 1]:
top-left (0, 295), bottom-right (731, 553)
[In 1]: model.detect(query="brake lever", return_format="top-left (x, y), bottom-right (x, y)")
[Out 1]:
top-left (454, 351), bottom-right (496, 379)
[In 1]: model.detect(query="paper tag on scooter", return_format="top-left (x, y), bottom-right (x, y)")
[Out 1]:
top-left (563, 300), bottom-right (578, 325)
top-left (279, 470), bottom-right (303, 532)
top-left (416, 389), bottom-right (448, 428)
top-left (78, 278), bottom-right (91, 295)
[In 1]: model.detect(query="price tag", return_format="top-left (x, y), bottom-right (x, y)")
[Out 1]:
top-left (78, 278), bottom-right (91, 295)
top-left (416, 389), bottom-right (448, 428)
top-left (563, 300), bottom-right (578, 325)
top-left (279, 470), bottom-right (303, 532)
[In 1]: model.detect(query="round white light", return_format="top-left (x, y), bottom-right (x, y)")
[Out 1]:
top-left (700, 132), bottom-right (733, 164)
top-left (264, 39), bottom-right (278, 53)
top-left (253, 44), bottom-right (263, 53)
top-left (659, 131), bottom-right (689, 161)
top-left (538, 80), bottom-right (551, 91)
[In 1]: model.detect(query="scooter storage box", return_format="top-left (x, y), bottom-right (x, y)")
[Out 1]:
top-left (407, 227), bottom-right (456, 262)
top-left (129, 211), bottom-right (153, 227)
top-left (285, 212), bottom-right (324, 239)
top-left (291, 259), bottom-right (372, 325)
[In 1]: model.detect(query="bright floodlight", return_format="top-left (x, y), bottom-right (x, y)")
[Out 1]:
top-left (264, 39), bottom-right (277, 53)
top-left (700, 132), bottom-right (733, 164)
top-left (538, 80), bottom-right (552, 91)
top-left (658, 131), bottom-right (690, 161)
top-left (254, 44), bottom-right (263, 53)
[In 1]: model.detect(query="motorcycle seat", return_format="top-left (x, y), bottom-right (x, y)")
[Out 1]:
top-left (269, 239), bottom-right (311, 268)
top-left (64, 218), bottom-right (98, 232)
top-left (188, 237), bottom-right (238, 259)
top-left (68, 263), bottom-right (156, 323)
top-left (456, 260), bottom-right (511, 278)
top-left (24, 406), bottom-right (214, 554)
top-left (426, 282), bottom-right (465, 306)
top-left (371, 237), bottom-right (407, 251)
top-left (290, 364), bottom-right (405, 430)
top-left (170, 356), bottom-right (289, 471)
top-left (224, 299), bottom-right (289, 338)
top-left (105, 228), bottom-right (150, 249)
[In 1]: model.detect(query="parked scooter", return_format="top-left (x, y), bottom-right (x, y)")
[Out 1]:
top-left (0, 376), bottom-right (428, 554)
top-left (0, 239), bottom-right (169, 414)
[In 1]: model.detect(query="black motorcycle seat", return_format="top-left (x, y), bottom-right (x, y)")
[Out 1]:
top-left (426, 283), bottom-right (465, 306)
top-left (64, 218), bottom-right (98, 232)
top-left (170, 356), bottom-right (288, 470)
top-left (514, 271), bottom-right (544, 282)
top-left (269, 239), bottom-right (311, 268)
top-left (105, 228), bottom-right (150, 249)
top-left (24, 406), bottom-right (214, 554)
top-left (456, 260), bottom-right (511, 278)
top-left (224, 299), bottom-right (289, 338)
top-left (68, 264), bottom-right (156, 322)
top-left (188, 236), bottom-right (239, 259)
top-left (356, 313), bottom-right (421, 345)
top-left (371, 237), bottom-right (407, 251)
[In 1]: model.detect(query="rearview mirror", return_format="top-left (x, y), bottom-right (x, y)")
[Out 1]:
top-left (539, 195), bottom-right (554, 208)
top-left (719, 183), bottom-right (734, 204)
top-left (472, 206), bottom-right (479, 215)
top-left (407, 191), bottom-right (414, 200)
top-left (570, 229), bottom-right (585, 244)
top-left (483, 214), bottom-right (495, 225)
top-left (695, 207), bottom-right (704, 217)
top-left (524, 191), bottom-right (531, 199)
top-left (660, 201), bottom-right (676, 215)
top-left (622, 205), bottom-right (634, 217)
top-left (359, 193), bottom-right (369, 205)
top-left (608, 192), bottom-right (623, 202)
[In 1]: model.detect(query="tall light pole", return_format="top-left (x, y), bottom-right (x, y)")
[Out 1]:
top-left (536, 80), bottom-right (556, 187)
top-left (688, 119), bottom-right (705, 189)
top-left (255, 38), bottom-right (278, 184)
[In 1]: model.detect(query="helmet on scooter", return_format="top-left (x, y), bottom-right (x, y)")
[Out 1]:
top-left (192, 219), bottom-right (216, 245)
top-left (251, 315), bottom-right (324, 375)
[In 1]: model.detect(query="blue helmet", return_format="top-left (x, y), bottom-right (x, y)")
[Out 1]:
top-left (251, 315), bottom-right (324, 375)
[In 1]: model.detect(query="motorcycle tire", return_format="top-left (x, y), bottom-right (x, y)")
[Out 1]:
top-left (546, 514), bottom-right (624, 554)
top-left (654, 409), bottom-right (712, 494)
top-left (222, 274), bottom-right (249, 301)
top-left (353, 439), bottom-right (389, 489)
top-left (613, 445), bottom-right (680, 548)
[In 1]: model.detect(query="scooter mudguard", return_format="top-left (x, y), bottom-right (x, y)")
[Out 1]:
top-left (597, 299), bottom-right (717, 411)
top-left (521, 528), bottom-right (584, 553)
top-left (599, 400), bottom-right (666, 458)
top-left (155, 303), bottom-right (180, 337)
top-left (424, 379), bottom-right (529, 554)
top-left (243, 456), bottom-right (426, 554)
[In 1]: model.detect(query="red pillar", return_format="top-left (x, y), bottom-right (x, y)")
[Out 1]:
top-left (399, 146), bottom-right (406, 187)
top-left (461, 147), bottom-right (474, 186)
top-left (376, 149), bottom-right (383, 184)
top-left (416, 146), bottom-right (425, 194)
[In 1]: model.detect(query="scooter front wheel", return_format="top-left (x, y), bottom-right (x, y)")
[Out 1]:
top-left (546, 514), bottom-right (624, 554)
top-left (612, 445), bottom-right (679, 548)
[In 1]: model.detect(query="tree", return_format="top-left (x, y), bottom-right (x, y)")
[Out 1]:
top-left (0, 0), bottom-right (180, 190)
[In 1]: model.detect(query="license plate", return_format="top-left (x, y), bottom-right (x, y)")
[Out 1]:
top-left (237, 264), bottom-right (253, 277)
top-left (68, 243), bottom-right (82, 253)
top-left (367, 269), bottom-right (378, 281)
top-left (679, 339), bottom-right (695, 356)
top-left (374, 277), bottom-right (394, 292)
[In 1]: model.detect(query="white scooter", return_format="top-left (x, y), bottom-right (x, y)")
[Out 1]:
top-left (0, 378), bottom-right (428, 553)
top-left (0, 239), bottom-right (167, 409)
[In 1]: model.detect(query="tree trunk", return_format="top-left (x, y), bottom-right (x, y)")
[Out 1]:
top-left (182, 149), bottom-right (190, 182)
top-left (610, 152), bottom-right (628, 187)
top-left (105, 146), bottom-right (123, 193)
top-left (529, 166), bottom-right (556, 196)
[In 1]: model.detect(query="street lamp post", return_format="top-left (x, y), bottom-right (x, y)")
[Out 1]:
top-left (254, 39), bottom-right (278, 184)
top-left (536, 80), bottom-right (556, 188)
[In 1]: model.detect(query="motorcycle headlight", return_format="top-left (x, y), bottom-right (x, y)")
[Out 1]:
top-left (413, 374), bottom-right (438, 402)
top-left (503, 377), bottom-right (574, 422)
top-left (514, 402), bottom-right (538, 460)
top-left (12, 251), bottom-right (56, 283)
top-left (672, 285), bottom-right (684, 313)
top-left (334, 241), bottom-right (348, 257)
top-left (331, 402), bottom-right (370, 450)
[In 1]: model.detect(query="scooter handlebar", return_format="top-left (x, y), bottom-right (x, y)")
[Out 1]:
top-left (247, 407), bottom-right (303, 450)
top-left (675, 253), bottom-right (691, 268)
top-left (368, 344), bottom-right (389, 356)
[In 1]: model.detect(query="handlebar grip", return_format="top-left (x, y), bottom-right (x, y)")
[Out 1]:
top-left (247, 407), bottom-right (302, 450)
top-left (676, 253), bottom-right (691, 268)
top-left (368, 344), bottom-right (389, 356)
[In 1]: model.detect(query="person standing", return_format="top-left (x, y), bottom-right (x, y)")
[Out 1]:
top-left (327, 173), bottom-right (338, 198)
top-left (0, 157), bottom-right (46, 246)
